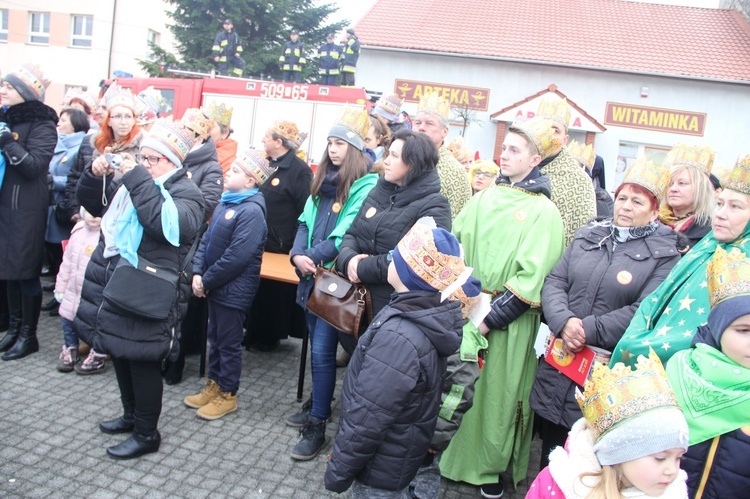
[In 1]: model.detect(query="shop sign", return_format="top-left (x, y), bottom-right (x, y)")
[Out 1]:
top-left (394, 79), bottom-right (490, 111)
top-left (604, 102), bottom-right (706, 136)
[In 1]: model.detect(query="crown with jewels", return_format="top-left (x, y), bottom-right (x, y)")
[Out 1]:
top-left (62, 87), bottom-right (96, 111)
top-left (662, 143), bottom-right (714, 176)
top-left (447, 137), bottom-right (473, 163)
top-left (148, 118), bottom-right (196, 164)
top-left (575, 349), bottom-right (681, 442)
top-left (372, 93), bottom-right (404, 121)
top-left (537, 95), bottom-right (571, 129)
top-left (509, 117), bottom-right (562, 160)
top-left (7, 63), bottom-right (51, 100)
top-left (706, 246), bottom-right (750, 308)
top-left (103, 82), bottom-right (136, 111)
top-left (417, 91), bottom-right (451, 122)
top-left (181, 108), bottom-right (212, 140)
top-left (271, 120), bottom-right (304, 148)
top-left (138, 86), bottom-right (169, 114)
top-left (567, 140), bottom-right (596, 170)
top-left (722, 154), bottom-right (750, 196)
top-left (621, 157), bottom-right (669, 202)
top-left (233, 146), bottom-right (276, 186)
top-left (202, 102), bottom-right (233, 128)
top-left (335, 105), bottom-right (371, 142)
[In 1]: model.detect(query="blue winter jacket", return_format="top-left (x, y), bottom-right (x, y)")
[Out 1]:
top-left (193, 193), bottom-right (267, 311)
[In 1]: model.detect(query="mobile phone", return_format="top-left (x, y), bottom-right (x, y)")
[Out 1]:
top-left (105, 153), bottom-right (124, 170)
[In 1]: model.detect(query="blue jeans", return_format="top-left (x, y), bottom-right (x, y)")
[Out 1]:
top-left (62, 317), bottom-right (78, 348)
top-left (307, 312), bottom-right (339, 420)
top-left (207, 299), bottom-right (246, 394)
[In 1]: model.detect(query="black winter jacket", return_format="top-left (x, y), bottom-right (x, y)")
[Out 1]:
top-left (325, 291), bottom-right (463, 493)
top-left (337, 170), bottom-right (451, 315)
top-left (183, 138), bottom-right (224, 222)
top-left (0, 100), bottom-right (58, 280)
top-left (74, 164), bottom-right (204, 361)
top-left (59, 135), bottom-right (93, 222)
top-left (530, 221), bottom-right (680, 428)
top-left (261, 149), bottom-right (312, 253)
top-left (193, 194), bottom-right (267, 311)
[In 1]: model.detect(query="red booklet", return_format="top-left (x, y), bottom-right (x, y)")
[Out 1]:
top-left (543, 335), bottom-right (597, 386)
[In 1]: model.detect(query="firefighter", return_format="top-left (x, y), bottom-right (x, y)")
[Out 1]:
top-left (212, 19), bottom-right (245, 77)
top-left (279, 29), bottom-right (306, 83)
top-left (317, 33), bottom-right (341, 86)
top-left (341, 28), bottom-right (360, 87)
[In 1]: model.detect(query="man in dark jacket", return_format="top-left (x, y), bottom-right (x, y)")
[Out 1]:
top-left (213, 19), bottom-right (245, 77)
top-left (341, 28), bottom-right (360, 87)
top-left (317, 33), bottom-right (341, 86)
top-left (279, 29), bottom-right (306, 83)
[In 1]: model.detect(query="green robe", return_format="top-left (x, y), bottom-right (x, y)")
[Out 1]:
top-left (610, 230), bottom-right (750, 367)
top-left (440, 182), bottom-right (565, 487)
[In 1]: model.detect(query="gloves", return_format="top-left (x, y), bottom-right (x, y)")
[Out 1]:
top-left (0, 122), bottom-right (13, 147)
top-left (483, 289), bottom-right (530, 331)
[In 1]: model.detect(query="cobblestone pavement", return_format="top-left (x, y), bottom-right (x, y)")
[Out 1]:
top-left (0, 286), bottom-right (540, 498)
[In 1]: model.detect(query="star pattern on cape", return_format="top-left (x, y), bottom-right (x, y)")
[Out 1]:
top-left (697, 308), bottom-right (705, 315)
top-left (662, 342), bottom-right (671, 351)
top-left (656, 326), bottom-right (672, 337)
top-left (699, 280), bottom-right (708, 288)
top-left (620, 348), bottom-right (632, 365)
top-left (683, 330), bottom-right (693, 338)
top-left (679, 294), bottom-right (696, 311)
top-left (679, 319), bottom-right (686, 326)
top-left (664, 306), bottom-right (672, 315)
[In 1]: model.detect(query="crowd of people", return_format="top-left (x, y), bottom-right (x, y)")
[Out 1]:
top-left (0, 61), bottom-right (748, 499)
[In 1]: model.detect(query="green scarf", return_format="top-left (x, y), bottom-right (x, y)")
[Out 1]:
top-left (666, 343), bottom-right (750, 445)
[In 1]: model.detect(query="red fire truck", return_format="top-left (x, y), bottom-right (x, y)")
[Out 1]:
top-left (111, 76), bottom-right (370, 163)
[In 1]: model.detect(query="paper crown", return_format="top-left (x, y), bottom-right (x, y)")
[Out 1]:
top-left (706, 246), bottom-right (750, 308)
top-left (417, 91), bottom-right (451, 123)
top-left (469, 159), bottom-right (499, 177)
top-left (103, 83), bottom-right (136, 111)
top-left (134, 97), bottom-right (158, 125)
top-left (334, 105), bottom-right (370, 142)
top-left (5, 63), bottom-right (51, 101)
top-left (372, 93), bottom-right (404, 122)
top-left (62, 87), bottom-right (96, 111)
top-left (271, 120), bottom-right (304, 147)
top-left (233, 147), bottom-right (276, 186)
top-left (509, 118), bottom-right (562, 160)
top-left (722, 154), bottom-right (750, 196)
top-left (537, 95), bottom-right (571, 129)
top-left (621, 157), bottom-right (669, 202)
top-left (203, 102), bottom-right (233, 128)
top-left (181, 108), bottom-right (212, 140)
top-left (576, 349), bottom-right (681, 442)
top-left (662, 143), bottom-right (715, 176)
top-left (567, 140), bottom-right (596, 170)
top-left (144, 118), bottom-right (196, 166)
top-left (138, 86), bottom-right (169, 114)
top-left (447, 137), bottom-right (473, 163)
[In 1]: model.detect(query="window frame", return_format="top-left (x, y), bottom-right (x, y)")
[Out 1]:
top-left (0, 9), bottom-right (8, 42)
top-left (70, 14), bottom-right (94, 48)
top-left (146, 29), bottom-right (160, 59)
top-left (29, 12), bottom-right (51, 45)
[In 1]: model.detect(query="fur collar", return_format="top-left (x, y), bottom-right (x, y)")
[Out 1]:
top-left (0, 100), bottom-right (58, 127)
top-left (548, 419), bottom-right (688, 499)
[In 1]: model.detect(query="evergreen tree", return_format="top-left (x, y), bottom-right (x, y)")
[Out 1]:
top-left (165, 0), bottom-right (347, 81)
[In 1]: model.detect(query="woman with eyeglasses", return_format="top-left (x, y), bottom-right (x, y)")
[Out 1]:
top-left (468, 159), bottom-right (499, 195)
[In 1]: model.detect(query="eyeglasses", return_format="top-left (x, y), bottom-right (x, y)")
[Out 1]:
top-left (135, 154), bottom-right (167, 166)
top-left (109, 114), bottom-right (134, 121)
top-left (473, 171), bottom-right (496, 179)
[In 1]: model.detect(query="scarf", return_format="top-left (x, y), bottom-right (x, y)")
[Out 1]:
top-left (318, 168), bottom-right (340, 199)
top-left (220, 188), bottom-right (259, 205)
top-left (611, 220), bottom-right (659, 244)
top-left (0, 147), bottom-right (5, 190)
top-left (659, 205), bottom-right (696, 232)
top-left (667, 343), bottom-right (750, 445)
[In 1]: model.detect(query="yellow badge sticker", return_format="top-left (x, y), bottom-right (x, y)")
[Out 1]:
top-left (225, 209), bottom-right (236, 220)
top-left (85, 245), bottom-right (94, 255)
top-left (617, 270), bottom-right (633, 285)
top-left (186, 171), bottom-right (192, 179)
top-left (332, 202), bottom-right (342, 213)
top-left (365, 206), bottom-right (377, 219)
top-left (271, 178), bottom-right (280, 186)
top-left (514, 210), bottom-right (527, 222)
top-left (61, 155), bottom-right (68, 163)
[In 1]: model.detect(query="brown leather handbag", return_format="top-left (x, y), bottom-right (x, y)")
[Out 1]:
top-left (306, 261), bottom-right (372, 340)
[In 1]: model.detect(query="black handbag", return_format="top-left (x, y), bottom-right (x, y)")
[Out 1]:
top-left (102, 237), bottom-right (199, 321)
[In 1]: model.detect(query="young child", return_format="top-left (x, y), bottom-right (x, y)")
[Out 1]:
top-left (667, 246), bottom-right (750, 498)
top-left (54, 209), bottom-right (101, 372)
top-left (325, 218), bottom-right (483, 497)
top-left (527, 350), bottom-right (689, 498)
top-left (184, 146), bottom-right (272, 420)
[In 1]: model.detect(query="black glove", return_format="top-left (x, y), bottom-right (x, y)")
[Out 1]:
top-left (0, 122), bottom-right (13, 147)
top-left (484, 289), bottom-right (530, 330)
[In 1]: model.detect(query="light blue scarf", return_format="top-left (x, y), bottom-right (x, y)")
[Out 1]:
top-left (0, 147), bottom-right (5, 190)
top-left (221, 188), bottom-right (259, 205)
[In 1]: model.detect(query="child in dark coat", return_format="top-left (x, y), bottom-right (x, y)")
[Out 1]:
top-left (324, 217), bottom-right (483, 497)
top-left (185, 147), bottom-right (274, 420)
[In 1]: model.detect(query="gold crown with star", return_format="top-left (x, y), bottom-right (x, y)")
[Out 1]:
top-left (662, 143), bottom-right (715, 176)
top-left (706, 246), bottom-right (750, 308)
top-left (103, 82), bottom-right (136, 111)
top-left (575, 349), bottom-right (681, 442)
top-left (509, 117), bottom-right (562, 160)
top-left (722, 154), bottom-right (750, 196)
top-left (335, 105), bottom-right (371, 142)
top-left (203, 102), bottom-right (233, 128)
top-left (417, 91), bottom-right (451, 122)
top-left (567, 140), bottom-right (596, 170)
top-left (181, 108), bottom-right (212, 140)
top-left (621, 157), bottom-right (669, 203)
top-left (537, 95), bottom-right (571, 129)
top-left (271, 120), bottom-right (305, 147)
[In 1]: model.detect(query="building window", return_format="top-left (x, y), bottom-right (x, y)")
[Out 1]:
top-left (147, 29), bottom-right (160, 59)
top-left (71, 15), bottom-right (93, 48)
top-left (0, 10), bottom-right (8, 42)
top-left (29, 12), bottom-right (51, 45)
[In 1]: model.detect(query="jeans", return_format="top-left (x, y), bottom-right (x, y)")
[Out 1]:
top-left (61, 317), bottom-right (78, 348)
top-left (207, 299), bottom-right (246, 394)
top-left (307, 312), bottom-right (339, 420)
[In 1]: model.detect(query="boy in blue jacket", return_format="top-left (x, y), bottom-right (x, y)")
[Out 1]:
top-left (185, 147), bottom-right (274, 420)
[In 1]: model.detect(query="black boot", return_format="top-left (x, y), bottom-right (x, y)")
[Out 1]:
top-left (106, 430), bottom-right (161, 460)
top-left (0, 285), bottom-right (24, 352)
top-left (99, 413), bottom-right (135, 434)
top-left (0, 282), bottom-right (8, 332)
top-left (2, 293), bottom-right (41, 361)
top-left (290, 417), bottom-right (326, 461)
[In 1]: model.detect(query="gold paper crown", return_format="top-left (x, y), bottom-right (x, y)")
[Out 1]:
top-left (537, 95), bottom-right (571, 129)
top-left (722, 154), bottom-right (750, 196)
top-left (62, 87), bottom-right (96, 110)
top-left (706, 246), bottom-right (750, 307)
top-left (233, 147), bottom-right (276, 186)
top-left (203, 102), bottom-right (233, 128)
top-left (271, 120), bottom-right (303, 147)
top-left (375, 93), bottom-right (404, 117)
top-left (417, 91), bottom-right (451, 123)
top-left (509, 118), bottom-right (562, 160)
top-left (335, 105), bottom-right (370, 142)
top-left (447, 137), bottom-right (473, 163)
top-left (621, 157), bottom-right (669, 202)
top-left (8, 63), bottom-right (51, 100)
top-left (469, 159), bottom-right (499, 177)
top-left (103, 83), bottom-right (136, 111)
top-left (575, 349), bottom-right (681, 442)
top-left (148, 118), bottom-right (196, 164)
top-left (662, 143), bottom-right (715, 176)
top-left (181, 108), bottom-right (212, 140)
top-left (567, 140), bottom-right (596, 170)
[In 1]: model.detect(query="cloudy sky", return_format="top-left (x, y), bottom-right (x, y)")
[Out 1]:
top-left (326, 0), bottom-right (377, 29)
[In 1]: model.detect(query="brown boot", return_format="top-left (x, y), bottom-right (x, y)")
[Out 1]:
top-left (196, 390), bottom-right (237, 420)
top-left (184, 379), bottom-right (219, 409)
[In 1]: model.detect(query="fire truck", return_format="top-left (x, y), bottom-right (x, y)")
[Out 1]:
top-left (110, 75), bottom-right (370, 164)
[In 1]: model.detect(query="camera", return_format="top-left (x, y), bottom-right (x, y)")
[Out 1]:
top-left (105, 153), bottom-right (124, 170)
